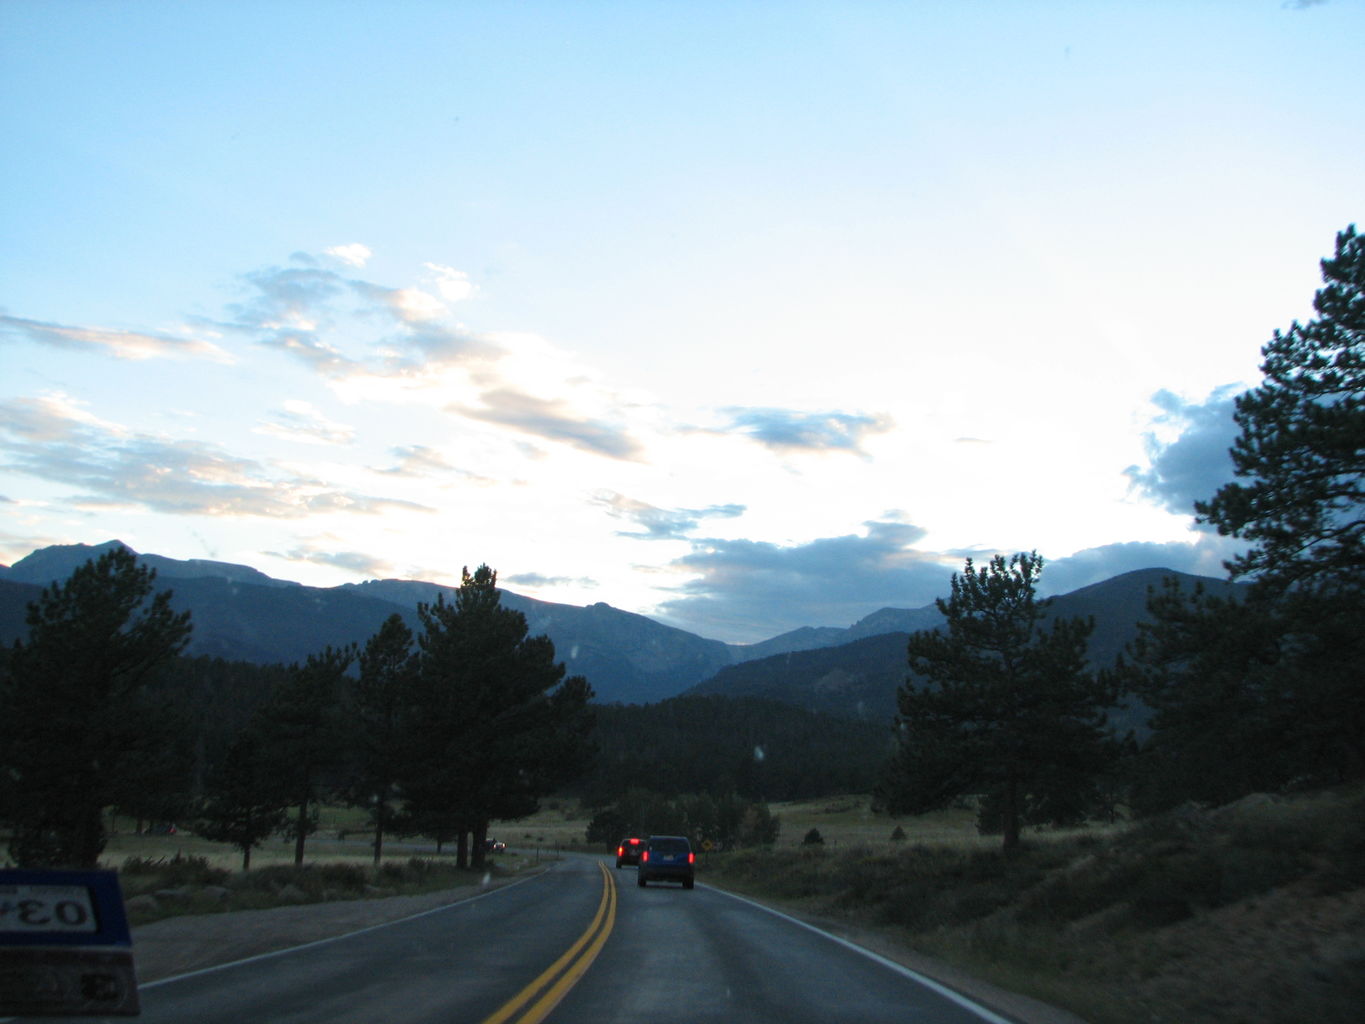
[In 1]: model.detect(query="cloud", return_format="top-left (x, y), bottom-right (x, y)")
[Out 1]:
top-left (594, 491), bottom-right (745, 540)
top-left (224, 263), bottom-right (363, 376)
top-left (1283, 0), bottom-right (1327, 10)
top-left (1125, 387), bottom-right (1241, 517)
top-left (255, 401), bottom-right (356, 446)
top-left (718, 407), bottom-right (893, 455)
top-left (1040, 537), bottom-right (1246, 596)
top-left (424, 263), bottom-right (475, 302)
top-left (380, 445), bottom-right (449, 476)
top-left (457, 388), bottom-right (644, 460)
top-left (375, 445), bottom-right (497, 485)
top-left (224, 256), bottom-right (492, 381)
top-left (651, 516), bottom-right (1250, 642)
top-left (324, 243), bottom-right (373, 268)
top-left (0, 394), bottom-right (431, 519)
top-left (0, 314), bottom-right (232, 363)
top-left (504, 571), bottom-right (597, 590)
top-left (275, 543), bottom-right (394, 577)
top-left (654, 514), bottom-right (953, 641)
top-left (208, 252), bottom-right (645, 464)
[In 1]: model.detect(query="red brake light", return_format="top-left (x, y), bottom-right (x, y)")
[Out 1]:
top-left (617, 845), bottom-right (623, 856)
top-left (641, 851), bottom-right (649, 863)
top-left (688, 852), bottom-right (695, 864)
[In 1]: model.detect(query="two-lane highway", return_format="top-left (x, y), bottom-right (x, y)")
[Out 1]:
top-left (9, 855), bottom-right (1013, 1024)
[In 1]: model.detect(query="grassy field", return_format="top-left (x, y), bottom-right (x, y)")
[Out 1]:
top-left (88, 803), bottom-right (582, 924)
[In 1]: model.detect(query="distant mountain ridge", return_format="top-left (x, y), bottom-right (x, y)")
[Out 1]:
top-left (0, 541), bottom-right (737, 704)
top-left (687, 568), bottom-right (1246, 726)
top-left (0, 541), bottom-right (1240, 712)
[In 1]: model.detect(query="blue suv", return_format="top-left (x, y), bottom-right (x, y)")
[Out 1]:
top-left (637, 835), bottom-right (695, 889)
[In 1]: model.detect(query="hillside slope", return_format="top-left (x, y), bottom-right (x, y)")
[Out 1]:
top-left (687, 568), bottom-right (1246, 725)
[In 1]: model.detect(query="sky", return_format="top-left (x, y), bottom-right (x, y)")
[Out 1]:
top-left (2, 1), bottom-right (1362, 644)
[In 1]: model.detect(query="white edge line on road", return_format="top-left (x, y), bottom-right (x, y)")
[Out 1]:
top-left (705, 884), bottom-right (1021, 1024)
top-left (138, 871), bottom-right (544, 990)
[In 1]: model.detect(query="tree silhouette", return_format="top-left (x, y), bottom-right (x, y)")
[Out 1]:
top-left (1131, 226), bottom-right (1365, 797)
top-left (0, 546), bottom-right (191, 867)
top-left (256, 645), bottom-right (355, 866)
top-left (195, 730), bottom-right (291, 870)
top-left (878, 552), bottom-right (1115, 853)
top-left (1197, 224), bottom-right (1364, 597)
top-left (347, 613), bottom-right (419, 865)
top-left (401, 565), bottom-right (594, 868)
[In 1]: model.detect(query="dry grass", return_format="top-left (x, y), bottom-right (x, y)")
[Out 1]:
top-left (702, 786), bottom-right (1365, 1024)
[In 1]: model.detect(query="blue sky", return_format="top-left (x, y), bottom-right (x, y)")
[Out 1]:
top-left (2, 1), bottom-right (1362, 642)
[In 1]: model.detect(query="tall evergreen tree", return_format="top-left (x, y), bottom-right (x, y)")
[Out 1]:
top-left (194, 730), bottom-right (291, 870)
top-left (1132, 226), bottom-right (1365, 795)
top-left (348, 614), bottom-right (418, 865)
top-left (255, 645), bottom-right (355, 866)
top-left (1196, 224), bottom-right (1364, 597)
top-left (877, 552), bottom-right (1115, 853)
top-left (401, 565), bottom-right (594, 869)
top-left (0, 547), bottom-right (191, 867)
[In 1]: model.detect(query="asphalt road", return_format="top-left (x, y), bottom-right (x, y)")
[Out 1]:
top-left (8, 854), bottom-right (1015, 1024)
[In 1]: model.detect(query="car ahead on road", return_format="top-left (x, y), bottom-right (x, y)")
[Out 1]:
top-left (616, 836), bottom-right (645, 868)
top-left (637, 835), bottom-right (695, 889)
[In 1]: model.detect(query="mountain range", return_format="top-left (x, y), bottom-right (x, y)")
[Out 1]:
top-left (0, 540), bottom-right (1241, 715)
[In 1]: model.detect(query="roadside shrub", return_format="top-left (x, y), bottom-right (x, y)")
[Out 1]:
top-left (314, 862), bottom-right (369, 891)
top-left (802, 828), bottom-right (825, 846)
top-left (120, 854), bottom-right (229, 887)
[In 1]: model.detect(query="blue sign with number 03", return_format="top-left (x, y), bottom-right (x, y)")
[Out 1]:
top-left (0, 869), bottom-right (140, 1016)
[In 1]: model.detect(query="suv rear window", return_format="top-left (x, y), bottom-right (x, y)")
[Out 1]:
top-left (649, 837), bottom-right (690, 853)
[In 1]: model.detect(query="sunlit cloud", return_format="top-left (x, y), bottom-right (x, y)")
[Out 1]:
top-left (0, 395), bottom-right (431, 519)
top-left (424, 263), bottom-right (475, 302)
top-left (324, 243), bottom-right (373, 268)
top-left (211, 253), bottom-right (658, 468)
top-left (0, 393), bottom-right (129, 441)
top-left (275, 542), bottom-right (395, 577)
top-left (1, 314), bottom-right (232, 363)
top-left (457, 387), bottom-right (645, 460)
top-left (594, 491), bottom-right (745, 540)
top-left (505, 571), bottom-right (597, 589)
top-left (256, 400), bottom-right (356, 446)
top-left (228, 257), bottom-right (490, 379)
top-left (717, 407), bottom-right (894, 456)
top-left (375, 446), bottom-right (498, 485)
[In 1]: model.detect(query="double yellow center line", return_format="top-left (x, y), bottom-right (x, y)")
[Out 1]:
top-left (480, 862), bottom-right (617, 1024)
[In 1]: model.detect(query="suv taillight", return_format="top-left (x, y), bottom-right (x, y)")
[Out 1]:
top-left (641, 851), bottom-right (649, 863)
top-left (617, 845), bottom-right (624, 857)
top-left (688, 852), bottom-right (695, 864)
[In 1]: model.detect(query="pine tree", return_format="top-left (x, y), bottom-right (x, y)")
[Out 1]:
top-left (877, 552), bottom-right (1116, 853)
top-left (194, 731), bottom-right (291, 870)
top-left (0, 546), bottom-right (191, 867)
top-left (1132, 226), bottom-right (1365, 798)
top-left (255, 645), bottom-right (355, 866)
top-left (400, 565), bottom-right (594, 868)
top-left (348, 613), bottom-right (418, 865)
top-left (1197, 224), bottom-right (1364, 597)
